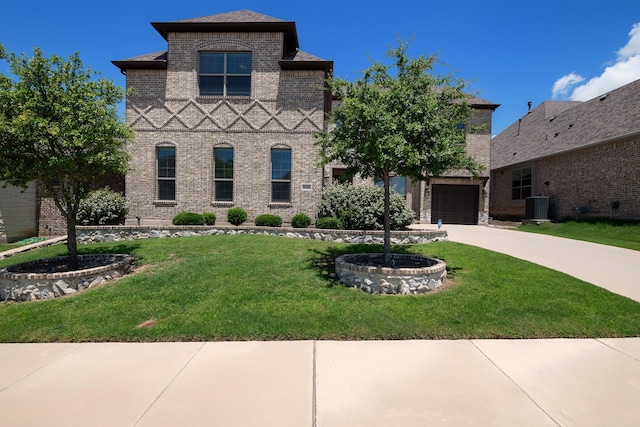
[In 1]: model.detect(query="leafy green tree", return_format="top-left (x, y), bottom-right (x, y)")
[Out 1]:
top-left (0, 46), bottom-right (133, 268)
top-left (315, 40), bottom-right (483, 265)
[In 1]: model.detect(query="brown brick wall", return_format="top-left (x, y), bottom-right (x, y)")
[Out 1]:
top-left (125, 30), bottom-right (327, 225)
top-left (490, 135), bottom-right (640, 221)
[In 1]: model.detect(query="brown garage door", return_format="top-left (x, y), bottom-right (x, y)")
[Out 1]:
top-left (431, 184), bottom-right (479, 225)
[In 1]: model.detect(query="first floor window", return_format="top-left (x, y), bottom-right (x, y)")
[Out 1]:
top-left (271, 148), bottom-right (291, 203)
top-left (511, 167), bottom-right (532, 200)
top-left (157, 147), bottom-right (176, 200)
top-left (199, 52), bottom-right (251, 96)
top-left (214, 147), bottom-right (234, 201)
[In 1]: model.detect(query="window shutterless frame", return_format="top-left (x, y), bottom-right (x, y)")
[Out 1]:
top-left (199, 52), bottom-right (251, 97)
top-left (271, 148), bottom-right (291, 203)
top-left (214, 147), bottom-right (234, 201)
top-left (157, 147), bottom-right (176, 200)
top-left (511, 167), bottom-right (532, 200)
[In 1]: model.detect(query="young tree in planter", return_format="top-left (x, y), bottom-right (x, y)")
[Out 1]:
top-left (0, 45), bottom-right (133, 268)
top-left (315, 40), bottom-right (483, 265)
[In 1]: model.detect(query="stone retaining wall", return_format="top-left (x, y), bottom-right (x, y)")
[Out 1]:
top-left (77, 225), bottom-right (448, 245)
top-left (0, 254), bottom-right (133, 302)
top-left (336, 253), bottom-right (447, 295)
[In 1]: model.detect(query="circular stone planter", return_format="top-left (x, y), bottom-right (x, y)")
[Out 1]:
top-left (0, 254), bottom-right (133, 302)
top-left (335, 253), bottom-right (447, 295)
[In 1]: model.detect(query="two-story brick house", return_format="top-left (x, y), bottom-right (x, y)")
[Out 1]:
top-left (113, 10), bottom-right (498, 226)
top-left (112, 10), bottom-right (333, 225)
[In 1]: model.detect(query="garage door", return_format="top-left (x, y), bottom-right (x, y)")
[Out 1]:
top-left (431, 184), bottom-right (479, 225)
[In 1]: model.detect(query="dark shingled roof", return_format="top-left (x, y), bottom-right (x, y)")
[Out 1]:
top-left (113, 10), bottom-right (333, 72)
top-left (112, 51), bottom-right (167, 71)
top-left (170, 10), bottom-right (285, 24)
top-left (151, 9), bottom-right (299, 52)
top-left (491, 78), bottom-right (640, 169)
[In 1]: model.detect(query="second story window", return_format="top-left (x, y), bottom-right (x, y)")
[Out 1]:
top-left (199, 52), bottom-right (251, 97)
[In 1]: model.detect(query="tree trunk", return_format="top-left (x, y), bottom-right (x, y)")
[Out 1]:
top-left (66, 206), bottom-right (79, 270)
top-left (383, 167), bottom-right (392, 266)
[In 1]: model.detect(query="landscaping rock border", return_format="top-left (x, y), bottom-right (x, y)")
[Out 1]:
top-left (0, 254), bottom-right (133, 302)
top-left (77, 225), bottom-right (448, 245)
top-left (335, 253), bottom-right (447, 295)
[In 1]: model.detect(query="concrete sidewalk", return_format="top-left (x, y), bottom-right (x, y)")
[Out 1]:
top-left (1, 339), bottom-right (639, 426)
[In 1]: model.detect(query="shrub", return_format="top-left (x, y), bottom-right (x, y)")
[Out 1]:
top-left (172, 211), bottom-right (204, 225)
top-left (291, 213), bottom-right (312, 228)
top-left (227, 207), bottom-right (248, 226)
top-left (255, 214), bottom-right (283, 227)
top-left (202, 212), bottom-right (217, 225)
top-left (316, 216), bottom-right (343, 229)
top-left (317, 183), bottom-right (415, 230)
top-left (77, 187), bottom-right (129, 226)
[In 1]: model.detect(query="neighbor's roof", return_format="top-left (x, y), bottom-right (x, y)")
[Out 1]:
top-left (491, 78), bottom-right (640, 170)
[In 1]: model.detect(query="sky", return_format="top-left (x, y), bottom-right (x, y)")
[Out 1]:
top-left (1, 0), bottom-right (639, 135)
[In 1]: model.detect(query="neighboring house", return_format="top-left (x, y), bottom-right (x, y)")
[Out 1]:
top-left (0, 183), bottom-right (37, 243)
top-left (490, 78), bottom-right (640, 221)
top-left (112, 10), bottom-right (333, 225)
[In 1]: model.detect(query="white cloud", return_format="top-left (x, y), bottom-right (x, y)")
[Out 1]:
top-left (551, 72), bottom-right (584, 99)
top-left (617, 22), bottom-right (640, 60)
top-left (553, 22), bottom-right (640, 101)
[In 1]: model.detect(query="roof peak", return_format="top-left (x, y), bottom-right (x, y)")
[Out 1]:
top-left (171, 10), bottom-right (287, 24)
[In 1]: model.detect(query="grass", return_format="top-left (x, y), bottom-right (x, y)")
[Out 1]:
top-left (519, 221), bottom-right (640, 251)
top-left (0, 234), bottom-right (639, 342)
top-left (0, 244), bottom-right (21, 252)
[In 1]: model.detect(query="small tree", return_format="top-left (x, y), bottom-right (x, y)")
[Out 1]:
top-left (0, 46), bottom-right (133, 268)
top-left (315, 41), bottom-right (483, 265)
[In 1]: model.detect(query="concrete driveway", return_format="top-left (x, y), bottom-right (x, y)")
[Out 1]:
top-left (439, 224), bottom-right (640, 303)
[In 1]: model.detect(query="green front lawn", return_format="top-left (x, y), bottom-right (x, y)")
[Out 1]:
top-left (519, 221), bottom-right (640, 251)
top-left (1, 234), bottom-right (639, 342)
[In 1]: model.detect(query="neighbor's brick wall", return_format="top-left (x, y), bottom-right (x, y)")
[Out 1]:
top-left (538, 135), bottom-right (640, 221)
top-left (490, 135), bottom-right (640, 221)
top-left (125, 30), bottom-right (327, 224)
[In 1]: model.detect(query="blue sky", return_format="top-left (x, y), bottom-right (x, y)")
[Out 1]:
top-left (1, 0), bottom-right (639, 135)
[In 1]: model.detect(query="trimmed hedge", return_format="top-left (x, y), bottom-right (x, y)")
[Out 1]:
top-left (227, 207), bottom-right (248, 226)
top-left (316, 216), bottom-right (343, 229)
top-left (291, 213), bottom-right (312, 228)
top-left (202, 212), bottom-right (217, 225)
top-left (172, 212), bottom-right (204, 225)
top-left (254, 214), bottom-right (283, 227)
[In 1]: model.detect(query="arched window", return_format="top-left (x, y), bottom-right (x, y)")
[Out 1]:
top-left (214, 146), bottom-right (234, 201)
top-left (271, 148), bottom-right (291, 203)
top-left (157, 146), bottom-right (176, 200)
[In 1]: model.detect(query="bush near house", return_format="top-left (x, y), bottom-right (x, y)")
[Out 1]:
top-left (254, 214), bottom-right (283, 227)
top-left (172, 212), bottom-right (204, 225)
top-left (227, 207), bottom-right (248, 226)
top-left (77, 187), bottom-right (129, 226)
top-left (202, 212), bottom-right (217, 226)
top-left (316, 216), bottom-right (343, 229)
top-left (291, 213), bottom-right (312, 228)
top-left (318, 183), bottom-right (414, 230)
